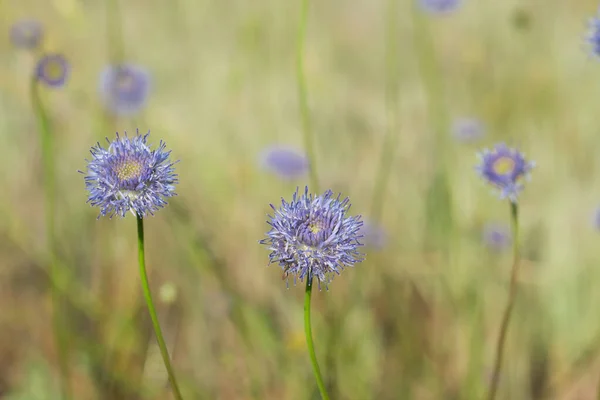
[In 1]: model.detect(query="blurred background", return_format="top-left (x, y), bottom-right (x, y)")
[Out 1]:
top-left (2, 0), bottom-right (600, 399)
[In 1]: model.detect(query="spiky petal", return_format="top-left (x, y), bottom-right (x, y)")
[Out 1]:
top-left (260, 187), bottom-right (364, 287)
top-left (476, 143), bottom-right (535, 203)
top-left (82, 130), bottom-right (178, 218)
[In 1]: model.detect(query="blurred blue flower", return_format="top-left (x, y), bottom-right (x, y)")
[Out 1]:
top-left (359, 220), bottom-right (387, 249)
top-left (586, 10), bottom-right (600, 57)
top-left (35, 54), bottom-right (69, 88)
top-left (10, 19), bottom-right (43, 49)
top-left (99, 64), bottom-right (151, 116)
top-left (592, 207), bottom-right (600, 231)
top-left (452, 117), bottom-right (485, 143)
top-left (419, 0), bottom-right (461, 14)
top-left (476, 143), bottom-right (535, 202)
top-left (260, 187), bottom-right (364, 286)
top-left (82, 130), bottom-right (178, 218)
top-left (482, 222), bottom-right (511, 252)
top-left (260, 145), bottom-right (309, 180)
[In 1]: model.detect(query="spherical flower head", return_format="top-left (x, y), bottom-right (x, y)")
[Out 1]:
top-left (482, 222), bottom-right (511, 252)
top-left (99, 64), bottom-right (151, 116)
top-left (259, 145), bottom-right (309, 180)
top-left (10, 19), bottom-right (43, 50)
top-left (35, 54), bottom-right (70, 88)
top-left (419, 0), bottom-right (461, 14)
top-left (476, 143), bottom-right (535, 202)
top-left (452, 117), bottom-right (485, 143)
top-left (586, 10), bottom-right (600, 58)
top-left (82, 130), bottom-right (178, 218)
top-left (260, 187), bottom-right (364, 287)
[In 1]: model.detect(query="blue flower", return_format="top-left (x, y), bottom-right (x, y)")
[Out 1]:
top-left (419, 0), bottom-right (461, 14)
top-left (476, 143), bottom-right (535, 202)
top-left (482, 222), bottom-right (511, 252)
top-left (10, 19), bottom-right (43, 49)
top-left (260, 145), bottom-right (308, 180)
top-left (592, 207), bottom-right (600, 231)
top-left (452, 117), bottom-right (485, 143)
top-left (82, 130), bottom-right (178, 218)
top-left (587, 9), bottom-right (600, 58)
top-left (260, 187), bottom-right (364, 287)
top-left (99, 64), bottom-right (151, 116)
top-left (35, 54), bottom-right (70, 88)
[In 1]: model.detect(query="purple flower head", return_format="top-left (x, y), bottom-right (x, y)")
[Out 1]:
top-left (10, 19), bottom-right (43, 49)
top-left (419, 0), bottom-right (461, 14)
top-left (359, 220), bottom-right (387, 249)
top-left (99, 64), bottom-right (151, 116)
top-left (482, 222), bottom-right (511, 252)
top-left (82, 130), bottom-right (178, 218)
top-left (260, 145), bottom-right (309, 180)
top-left (35, 54), bottom-right (69, 88)
top-left (452, 117), bottom-right (485, 143)
top-left (260, 187), bottom-right (364, 287)
top-left (592, 207), bottom-right (600, 231)
top-left (586, 9), bottom-right (600, 58)
top-left (476, 143), bottom-right (535, 202)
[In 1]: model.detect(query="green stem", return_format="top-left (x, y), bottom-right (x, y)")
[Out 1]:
top-left (487, 202), bottom-right (519, 400)
top-left (31, 78), bottom-right (71, 400)
top-left (296, 0), bottom-right (319, 192)
top-left (304, 275), bottom-right (330, 400)
top-left (136, 215), bottom-right (184, 400)
top-left (369, 0), bottom-right (400, 222)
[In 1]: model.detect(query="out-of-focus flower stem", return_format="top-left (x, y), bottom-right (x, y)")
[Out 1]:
top-left (296, 0), bottom-right (318, 192)
top-left (487, 201), bottom-right (520, 400)
top-left (31, 77), bottom-right (72, 400)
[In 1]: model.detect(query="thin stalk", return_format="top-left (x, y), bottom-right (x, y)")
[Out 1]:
top-left (136, 215), bottom-right (184, 400)
top-left (30, 78), bottom-right (71, 400)
top-left (369, 0), bottom-right (400, 222)
top-left (304, 275), bottom-right (330, 400)
top-left (487, 202), bottom-right (520, 400)
top-left (296, 0), bottom-right (319, 192)
top-left (107, 0), bottom-right (125, 63)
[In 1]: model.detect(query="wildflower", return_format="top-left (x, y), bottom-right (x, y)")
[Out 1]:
top-left (35, 54), bottom-right (69, 88)
top-left (592, 207), bottom-right (600, 231)
top-left (260, 145), bottom-right (308, 180)
top-left (482, 222), bottom-right (511, 251)
top-left (10, 19), bottom-right (43, 50)
top-left (586, 9), bottom-right (600, 57)
top-left (476, 143), bottom-right (535, 202)
top-left (419, 0), bottom-right (461, 14)
top-left (82, 130), bottom-right (178, 218)
top-left (260, 187), bottom-right (364, 286)
top-left (99, 64), bottom-right (151, 116)
top-left (452, 117), bottom-right (485, 143)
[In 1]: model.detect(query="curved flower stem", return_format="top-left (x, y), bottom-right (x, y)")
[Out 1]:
top-left (136, 215), bottom-right (184, 400)
top-left (31, 78), bottom-right (72, 400)
top-left (304, 275), bottom-right (330, 400)
top-left (487, 202), bottom-right (520, 400)
top-left (296, 0), bottom-right (319, 192)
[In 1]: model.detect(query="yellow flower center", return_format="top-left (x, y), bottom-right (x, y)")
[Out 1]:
top-left (492, 156), bottom-right (515, 176)
top-left (44, 61), bottom-right (64, 80)
top-left (115, 160), bottom-right (143, 181)
top-left (309, 222), bottom-right (322, 234)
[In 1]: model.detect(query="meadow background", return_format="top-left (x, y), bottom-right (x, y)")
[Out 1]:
top-left (1, 0), bottom-right (600, 399)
